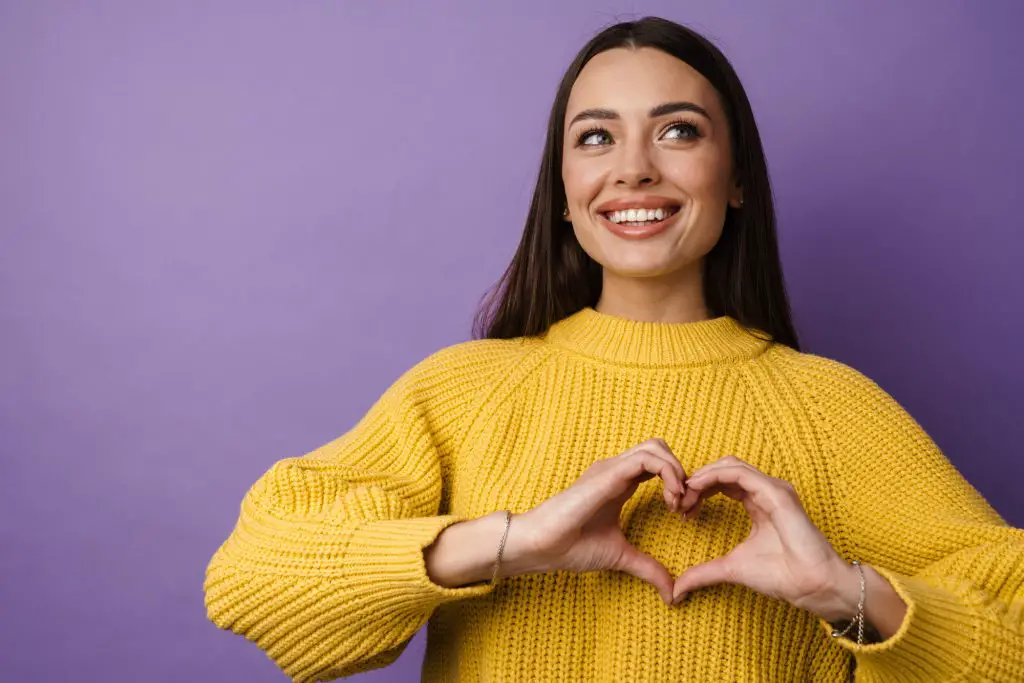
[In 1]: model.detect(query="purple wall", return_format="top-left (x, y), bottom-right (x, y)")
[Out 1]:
top-left (2, 2), bottom-right (1021, 681)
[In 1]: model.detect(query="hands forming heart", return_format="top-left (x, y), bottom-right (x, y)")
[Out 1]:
top-left (670, 453), bottom-right (853, 615)
top-left (515, 439), bottom-right (855, 619)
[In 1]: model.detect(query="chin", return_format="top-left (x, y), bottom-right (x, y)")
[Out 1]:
top-left (599, 256), bottom-right (681, 279)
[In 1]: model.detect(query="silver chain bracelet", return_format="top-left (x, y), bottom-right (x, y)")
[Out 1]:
top-left (830, 559), bottom-right (867, 645)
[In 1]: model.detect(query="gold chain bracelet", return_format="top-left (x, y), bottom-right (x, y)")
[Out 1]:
top-left (489, 510), bottom-right (513, 585)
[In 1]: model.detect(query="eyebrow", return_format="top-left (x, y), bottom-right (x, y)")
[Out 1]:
top-left (567, 101), bottom-right (712, 128)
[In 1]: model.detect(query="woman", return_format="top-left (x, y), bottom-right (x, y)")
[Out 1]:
top-left (204, 16), bottom-right (1024, 682)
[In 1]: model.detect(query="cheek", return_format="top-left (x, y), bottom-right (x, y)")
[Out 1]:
top-left (561, 157), bottom-right (606, 204)
top-left (662, 152), bottom-right (731, 196)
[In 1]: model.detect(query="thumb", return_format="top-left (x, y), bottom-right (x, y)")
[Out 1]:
top-left (673, 556), bottom-right (735, 602)
top-left (616, 546), bottom-right (674, 605)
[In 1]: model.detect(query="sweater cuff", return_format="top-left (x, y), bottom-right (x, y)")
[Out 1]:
top-left (343, 515), bottom-right (497, 615)
top-left (818, 564), bottom-right (979, 679)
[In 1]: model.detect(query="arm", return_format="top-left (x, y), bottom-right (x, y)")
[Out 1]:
top-left (424, 510), bottom-right (542, 587)
top-left (816, 561), bottom-right (908, 642)
top-left (798, 355), bottom-right (1024, 682)
top-left (203, 343), bottom-right (515, 682)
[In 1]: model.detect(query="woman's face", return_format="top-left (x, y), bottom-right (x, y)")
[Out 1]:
top-left (561, 47), bottom-right (742, 280)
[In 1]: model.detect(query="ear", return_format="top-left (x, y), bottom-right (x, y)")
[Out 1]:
top-left (729, 182), bottom-right (744, 209)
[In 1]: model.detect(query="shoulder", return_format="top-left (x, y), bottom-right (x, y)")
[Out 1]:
top-left (408, 336), bottom-right (545, 380)
top-left (386, 336), bottom-right (548, 407)
top-left (763, 345), bottom-right (930, 452)
top-left (763, 344), bottom-right (896, 408)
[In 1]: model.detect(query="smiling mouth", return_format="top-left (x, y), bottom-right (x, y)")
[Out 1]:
top-left (596, 204), bottom-right (682, 240)
top-left (599, 205), bottom-right (681, 227)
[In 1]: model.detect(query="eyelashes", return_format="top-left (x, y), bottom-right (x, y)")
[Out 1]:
top-left (574, 119), bottom-right (703, 148)
top-left (662, 120), bottom-right (703, 141)
top-left (575, 126), bottom-right (612, 147)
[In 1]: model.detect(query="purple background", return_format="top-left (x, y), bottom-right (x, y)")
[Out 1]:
top-left (2, 1), bottom-right (1021, 681)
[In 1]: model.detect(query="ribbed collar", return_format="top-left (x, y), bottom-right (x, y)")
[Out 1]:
top-left (542, 306), bottom-right (772, 367)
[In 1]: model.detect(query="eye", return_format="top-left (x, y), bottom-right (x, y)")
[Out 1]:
top-left (661, 119), bottom-right (702, 141)
top-left (576, 127), bottom-right (612, 147)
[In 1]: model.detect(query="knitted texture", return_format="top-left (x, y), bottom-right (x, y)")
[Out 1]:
top-left (203, 307), bottom-right (1024, 682)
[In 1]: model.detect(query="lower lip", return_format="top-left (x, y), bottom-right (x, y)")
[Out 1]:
top-left (598, 209), bottom-right (680, 239)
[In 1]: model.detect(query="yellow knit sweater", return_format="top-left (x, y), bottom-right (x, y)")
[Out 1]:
top-left (203, 307), bottom-right (1024, 682)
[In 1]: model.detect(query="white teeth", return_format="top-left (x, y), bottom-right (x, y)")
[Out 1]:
top-left (605, 207), bottom-right (676, 224)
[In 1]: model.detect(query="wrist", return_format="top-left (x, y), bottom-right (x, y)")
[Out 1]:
top-left (807, 559), bottom-right (863, 623)
top-left (422, 510), bottom-right (549, 588)
top-left (498, 510), bottom-right (551, 577)
top-left (423, 512), bottom-right (516, 587)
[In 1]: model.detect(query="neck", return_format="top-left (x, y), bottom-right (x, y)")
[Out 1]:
top-left (596, 263), bottom-right (708, 324)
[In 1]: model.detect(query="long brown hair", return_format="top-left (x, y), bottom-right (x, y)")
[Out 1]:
top-left (472, 16), bottom-right (800, 351)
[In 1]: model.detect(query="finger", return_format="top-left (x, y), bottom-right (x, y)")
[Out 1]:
top-left (564, 449), bottom-right (686, 524)
top-left (678, 474), bottom-right (730, 512)
top-left (633, 449), bottom-right (681, 511)
top-left (644, 438), bottom-right (687, 489)
top-left (681, 465), bottom-right (791, 521)
top-left (580, 451), bottom-right (684, 523)
top-left (672, 556), bottom-right (738, 603)
top-left (688, 454), bottom-right (758, 481)
top-left (621, 439), bottom-right (687, 508)
top-left (617, 545), bottom-right (675, 606)
top-left (618, 450), bottom-right (686, 503)
top-left (618, 446), bottom-right (686, 511)
top-left (642, 444), bottom-right (684, 512)
top-left (680, 457), bottom-right (747, 510)
top-left (680, 482), bottom-right (745, 520)
top-left (679, 468), bottom-right (755, 513)
top-left (647, 438), bottom-right (692, 512)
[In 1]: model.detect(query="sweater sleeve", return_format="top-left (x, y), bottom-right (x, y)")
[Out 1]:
top-left (798, 354), bottom-right (1024, 682)
top-left (203, 342), bottom-right (515, 682)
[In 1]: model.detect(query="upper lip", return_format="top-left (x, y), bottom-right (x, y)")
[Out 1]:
top-left (594, 195), bottom-right (682, 214)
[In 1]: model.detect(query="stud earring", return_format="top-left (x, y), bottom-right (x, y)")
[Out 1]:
top-left (562, 206), bottom-right (570, 219)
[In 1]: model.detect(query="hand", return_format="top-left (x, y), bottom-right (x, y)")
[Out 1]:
top-left (516, 438), bottom-right (687, 605)
top-left (671, 455), bottom-right (852, 617)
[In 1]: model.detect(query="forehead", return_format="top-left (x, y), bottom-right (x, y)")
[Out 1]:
top-left (566, 47), bottom-right (721, 122)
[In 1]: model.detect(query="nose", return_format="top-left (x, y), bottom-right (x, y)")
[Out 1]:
top-left (613, 140), bottom-right (660, 187)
